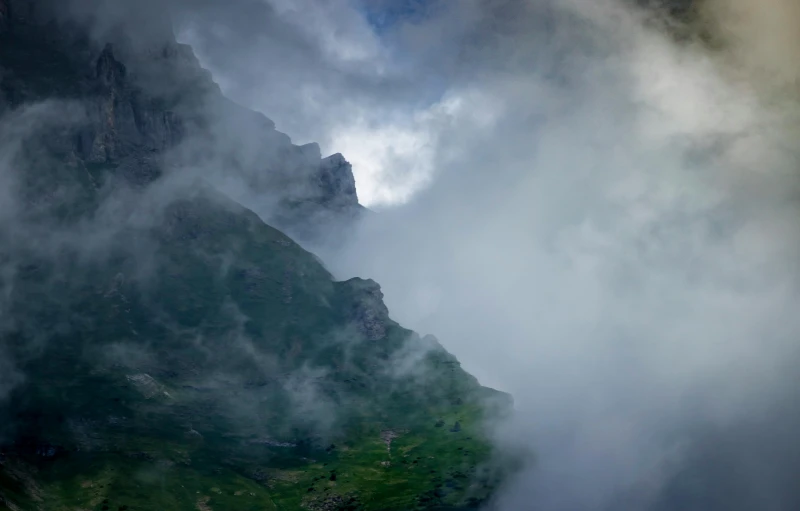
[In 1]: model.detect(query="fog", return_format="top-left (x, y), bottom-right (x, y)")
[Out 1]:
top-left (187, 0), bottom-right (800, 508)
top-left (4, 0), bottom-right (800, 508)
top-left (124, 0), bottom-right (800, 508)
top-left (327, 1), bottom-right (800, 509)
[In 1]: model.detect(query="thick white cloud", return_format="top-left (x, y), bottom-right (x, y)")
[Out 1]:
top-left (320, 1), bottom-right (800, 509)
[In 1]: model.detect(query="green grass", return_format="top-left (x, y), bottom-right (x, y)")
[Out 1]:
top-left (1, 397), bottom-right (502, 511)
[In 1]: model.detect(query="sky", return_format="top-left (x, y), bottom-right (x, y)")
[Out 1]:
top-left (170, 0), bottom-right (800, 509)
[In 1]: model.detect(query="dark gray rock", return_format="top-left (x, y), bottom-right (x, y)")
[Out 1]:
top-left (345, 278), bottom-right (390, 341)
top-left (319, 153), bottom-right (358, 208)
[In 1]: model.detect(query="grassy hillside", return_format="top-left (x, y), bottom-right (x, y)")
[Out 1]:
top-left (0, 184), bottom-right (515, 511)
top-left (0, 8), bottom-right (517, 508)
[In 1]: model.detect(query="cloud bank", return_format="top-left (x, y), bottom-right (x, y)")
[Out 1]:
top-left (216, 0), bottom-right (800, 509)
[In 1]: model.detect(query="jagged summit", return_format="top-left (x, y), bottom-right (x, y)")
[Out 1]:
top-left (320, 153), bottom-right (359, 206)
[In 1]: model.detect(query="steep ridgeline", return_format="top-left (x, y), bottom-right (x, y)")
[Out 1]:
top-left (0, 2), bottom-right (517, 511)
top-left (0, 0), bottom-right (364, 245)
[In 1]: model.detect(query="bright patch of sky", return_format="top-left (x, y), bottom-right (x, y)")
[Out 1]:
top-left (263, 0), bottom-right (451, 208)
top-left (329, 89), bottom-right (501, 207)
top-left (322, 0), bottom-right (450, 208)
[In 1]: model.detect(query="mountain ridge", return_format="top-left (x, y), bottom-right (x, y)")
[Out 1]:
top-left (0, 1), bottom-right (518, 510)
top-left (0, 0), bottom-right (364, 245)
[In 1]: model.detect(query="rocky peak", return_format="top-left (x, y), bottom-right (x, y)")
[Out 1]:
top-left (0, 0), bottom-right (364, 243)
top-left (319, 153), bottom-right (358, 208)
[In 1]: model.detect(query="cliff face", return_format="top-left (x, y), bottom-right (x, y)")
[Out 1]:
top-left (0, 2), bottom-right (515, 510)
top-left (0, 0), bottom-right (362, 241)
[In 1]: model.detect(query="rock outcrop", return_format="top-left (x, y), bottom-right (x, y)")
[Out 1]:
top-left (319, 153), bottom-right (359, 208)
top-left (347, 278), bottom-right (390, 341)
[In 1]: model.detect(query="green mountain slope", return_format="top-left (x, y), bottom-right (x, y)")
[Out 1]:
top-left (0, 185), bottom-right (513, 511)
top-left (0, 1), bottom-right (517, 510)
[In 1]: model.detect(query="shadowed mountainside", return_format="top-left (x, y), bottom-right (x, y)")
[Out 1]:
top-left (0, 1), bottom-right (518, 509)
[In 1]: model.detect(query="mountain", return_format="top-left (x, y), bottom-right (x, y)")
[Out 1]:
top-left (0, 0), bottom-right (364, 246)
top-left (0, 1), bottom-right (517, 510)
